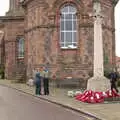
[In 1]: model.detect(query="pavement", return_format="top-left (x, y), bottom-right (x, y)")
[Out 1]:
top-left (0, 79), bottom-right (120, 120)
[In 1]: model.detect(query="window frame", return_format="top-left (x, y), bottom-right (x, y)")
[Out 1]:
top-left (16, 36), bottom-right (25, 59)
top-left (59, 5), bottom-right (78, 49)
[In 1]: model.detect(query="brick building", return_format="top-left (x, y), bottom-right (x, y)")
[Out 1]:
top-left (116, 56), bottom-right (120, 73)
top-left (0, 0), bottom-right (25, 80)
top-left (0, 0), bottom-right (119, 87)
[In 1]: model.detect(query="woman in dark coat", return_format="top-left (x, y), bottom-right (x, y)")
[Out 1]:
top-left (34, 72), bottom-right (41, 95)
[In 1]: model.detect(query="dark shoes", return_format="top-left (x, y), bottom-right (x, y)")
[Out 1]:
top-left (44, 93), bottom-right (49, 95)
top-left (36, 93), bottom-right (41, 95)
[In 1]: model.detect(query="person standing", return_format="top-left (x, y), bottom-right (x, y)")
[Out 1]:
top-left (43, 67), bottom-right (49, 95)
top-left (109, 70), bottom-right (119, 93)
top-left (34, 69), bottom-right (41, 95)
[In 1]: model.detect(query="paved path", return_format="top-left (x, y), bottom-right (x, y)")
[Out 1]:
top-left (0, 85), bottom-right (89, 120)
top-left (0, 80), bottom-right (120, 120)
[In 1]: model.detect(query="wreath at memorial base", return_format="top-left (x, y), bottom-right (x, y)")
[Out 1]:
top-left (75, 89), bottom-right (120, 103)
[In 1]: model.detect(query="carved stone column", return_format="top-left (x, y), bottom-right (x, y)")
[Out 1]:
top-left (87, 0), bottom-right (110, 91)
top-left (93, 1), bottom-right (103, 77)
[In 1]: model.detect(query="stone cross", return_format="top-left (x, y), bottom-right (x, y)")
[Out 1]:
top-left (87, 0), bottom-right (111, 91)
top-left (93, 0), bottom-right (104, 77)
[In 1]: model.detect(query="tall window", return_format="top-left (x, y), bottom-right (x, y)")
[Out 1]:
top-left (17, 37), bottom-right (24, 58)
top-left (60, 5), bottom-right (77, 48)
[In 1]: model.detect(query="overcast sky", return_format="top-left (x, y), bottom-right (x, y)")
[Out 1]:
top-left (0, 0), bottom-right (120, 57)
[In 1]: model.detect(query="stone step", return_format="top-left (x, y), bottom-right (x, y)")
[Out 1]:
top-left (16, 75), bottom-right (24, 77)
top-left (104, 97), bottom-right (120, 101)
top-left (16, 73), bottom-right (25, 75)
top-left (15, 73), bottom-right (26, 80)
top-left (16, 77), bottom-right (25, 80)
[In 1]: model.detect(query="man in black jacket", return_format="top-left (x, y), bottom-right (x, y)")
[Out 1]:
top-left (43, 67), bottom-right (49, 95)
top-left (109, 70), bottom-right (119, 93)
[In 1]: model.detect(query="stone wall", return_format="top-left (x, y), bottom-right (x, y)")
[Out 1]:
top-left (23, 0), bottom-right (116, 87)
top-left (6, 0), bottom-right (24, 16)
top-left (23, 0), bottom-right (93, 83)
top-left (3, 17), bottom-right (24, 79)
top-left (102, 0), bottom-right (116, 69)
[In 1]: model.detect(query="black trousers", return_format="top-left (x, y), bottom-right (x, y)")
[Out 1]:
top-left (35, 84), bottom-right (41, 95)
top-left (43, 78), bottom-right (49, 95)
top-left (111, 82), bottom-right (119, 93)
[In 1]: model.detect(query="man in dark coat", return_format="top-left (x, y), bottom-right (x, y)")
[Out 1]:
top-left (43, 67), bottom-right (49, 95)
top-left (109, 70), bottom-right (119, 93)
top-left (34, 72), bottom-right (41, 95)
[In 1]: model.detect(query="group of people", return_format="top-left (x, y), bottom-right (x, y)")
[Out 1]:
top-left (33, 66), bottom-right (49, 95)
top-left (32, 67), bottom-right (119, 95)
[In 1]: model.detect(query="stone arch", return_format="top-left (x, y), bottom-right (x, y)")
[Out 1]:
top-left (51, 0), bottom-right (85, 15)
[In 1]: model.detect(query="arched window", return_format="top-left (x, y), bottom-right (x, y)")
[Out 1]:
top-left (17, 37), bottom-right (24, 58)
top-left (60, 5), bottom-right (77, 48)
